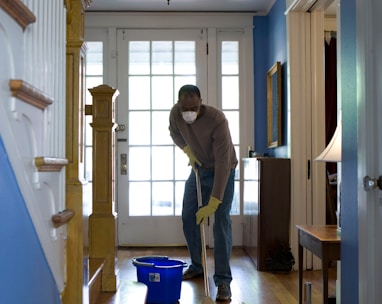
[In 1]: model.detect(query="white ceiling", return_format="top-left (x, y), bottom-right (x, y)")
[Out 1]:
top-left (85, 0), bottom-right (276, 14)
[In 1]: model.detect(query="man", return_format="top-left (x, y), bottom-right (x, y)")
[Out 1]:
top-left (169, 84), bottom-right (238, 301)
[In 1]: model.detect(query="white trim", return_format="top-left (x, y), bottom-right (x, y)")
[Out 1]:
top-left (241, 27), bottom-right (255, 154)
top-left (286, 0), bottom-right (335, 13)
top-left (286, 0), bottom-right (334, 270)
top-left (286, 11), bottom-right (313, 269)
top-left (85, 12), bottom-right (255, 29)
top-left (310, 9), bottom-right (329, 271)
top-left (310, 10), bottom-right (327, 228)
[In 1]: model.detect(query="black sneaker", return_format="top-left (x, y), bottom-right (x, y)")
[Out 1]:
top-left (182, 267), bottom-right (203, 280)
top-left (216, 284), bottom-right (232, 301)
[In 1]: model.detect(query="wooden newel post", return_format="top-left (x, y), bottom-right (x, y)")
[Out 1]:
top-left (87, 84), bottom-right (119, 292)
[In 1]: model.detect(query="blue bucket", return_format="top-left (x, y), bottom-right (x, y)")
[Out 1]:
top-left (132, 256), bottom-right (187, 304)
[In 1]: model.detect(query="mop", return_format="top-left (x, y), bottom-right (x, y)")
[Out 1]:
top-left (195, 168), bottom-right (215, 304)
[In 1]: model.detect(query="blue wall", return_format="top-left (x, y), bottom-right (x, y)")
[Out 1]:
top-left (0, 137), bottom-right (61, 304)
top-left (253, 15), bottom-right (268, 154)
top-left (253, 0), bottom-right (288, 158)
top-left (340, 0), bottom-right (358, 302)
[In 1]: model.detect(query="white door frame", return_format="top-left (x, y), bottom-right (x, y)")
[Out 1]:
top-left (85, 13), bottom-right (255, 247)
top-left (285, 1), bottom-right (329, 269)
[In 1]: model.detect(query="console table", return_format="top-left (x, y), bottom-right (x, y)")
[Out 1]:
top-left (296, 225), bottom-right (340, 304)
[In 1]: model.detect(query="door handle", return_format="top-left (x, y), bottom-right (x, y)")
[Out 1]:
top-left (121, 153), bottom-right (127, 175)
top-left (116, 124), bottom-right (126, 132)
top-left (363, 176), bottom-right (382, 191)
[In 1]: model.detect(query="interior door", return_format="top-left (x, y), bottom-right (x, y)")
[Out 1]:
top-left (116, 29), bottom-right (207, 246)
top-left (358, 0), bottom-right (382, 301)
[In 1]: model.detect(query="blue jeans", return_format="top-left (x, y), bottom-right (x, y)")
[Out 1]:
top-left (182, 168), bottom-right (234, 287)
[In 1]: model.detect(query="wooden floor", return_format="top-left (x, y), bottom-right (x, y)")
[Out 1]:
top-left (96, 247), bottom-right (337, 304)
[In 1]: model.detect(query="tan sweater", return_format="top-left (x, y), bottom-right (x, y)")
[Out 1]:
top-left (169, 103), bottom-right (238, 200)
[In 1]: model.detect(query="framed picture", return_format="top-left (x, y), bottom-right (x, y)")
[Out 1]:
top-left (267, 61), bottom-right (282, 148)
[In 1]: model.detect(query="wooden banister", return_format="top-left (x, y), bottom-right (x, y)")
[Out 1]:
top-left (52, 209), bottom-right (75, 228)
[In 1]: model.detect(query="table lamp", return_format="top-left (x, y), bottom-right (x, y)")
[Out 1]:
top-left (315, 115), bottom-right (342, 235)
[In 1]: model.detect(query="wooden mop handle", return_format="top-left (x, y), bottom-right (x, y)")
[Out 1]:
top-left (195, 169), bottom-right (210, 298)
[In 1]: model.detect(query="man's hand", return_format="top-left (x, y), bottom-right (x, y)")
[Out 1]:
top-left (183, 146), bottom-right (202, 171)
top-left (196, 196), bottom-right (222, 225)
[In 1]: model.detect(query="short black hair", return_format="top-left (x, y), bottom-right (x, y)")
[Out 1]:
top-left (178, 84), bottom-right (201, 100)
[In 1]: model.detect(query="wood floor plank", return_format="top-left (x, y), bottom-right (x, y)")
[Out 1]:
top-left (96, 247), bottom-right (337, 304)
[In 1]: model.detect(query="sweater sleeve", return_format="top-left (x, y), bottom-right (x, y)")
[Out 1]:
top-left (210, 118), bottom-right (235, 200)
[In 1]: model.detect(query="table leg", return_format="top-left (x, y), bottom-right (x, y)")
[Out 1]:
top-left (322, 253), bottom-right (329, 304)
top-left (298, 236), bottom-right (303, 304)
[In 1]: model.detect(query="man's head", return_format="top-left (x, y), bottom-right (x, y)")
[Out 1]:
top-left (178, 84), bottom-right (201, 100)
top-left (177, 85), bottom-right (202, 124)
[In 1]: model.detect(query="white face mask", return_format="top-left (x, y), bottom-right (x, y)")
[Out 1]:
top-left (182, 111), bottom-right (198, 124)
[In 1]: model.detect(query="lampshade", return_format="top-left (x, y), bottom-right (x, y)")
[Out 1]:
top-left (314, 117), bottom-right (342, 162)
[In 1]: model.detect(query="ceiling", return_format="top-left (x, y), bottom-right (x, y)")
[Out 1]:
top-left (85, 0), bottom-right (275, 14)
top-left (85, 0), bottom-right (339, 19)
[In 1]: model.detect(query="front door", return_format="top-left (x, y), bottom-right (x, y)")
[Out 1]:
top-left (114, 26), bottom-right (252, 247)
top-left (116, 28), bottom-right (208, 245)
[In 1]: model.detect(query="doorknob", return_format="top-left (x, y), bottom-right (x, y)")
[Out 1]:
top-left (116, 124), bottom-right (126, 132)
top-left (363, 176), bottom-right (382, 191)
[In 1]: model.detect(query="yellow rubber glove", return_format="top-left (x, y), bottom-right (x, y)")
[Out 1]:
top-left (183, 146), bottom-right (202, 171)
top-left (196, 196), bottom-right (222, 225)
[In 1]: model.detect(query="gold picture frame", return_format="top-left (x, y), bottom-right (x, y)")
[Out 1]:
top-left (267, 61), bottom-right (282, 148)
